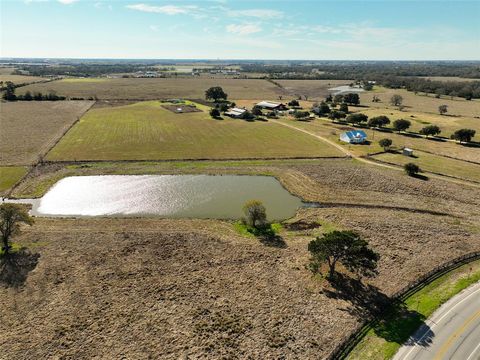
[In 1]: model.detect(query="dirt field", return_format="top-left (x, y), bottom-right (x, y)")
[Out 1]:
top-left (276, 79), bottom-right (353, 100)
top-left (17, 78), bottom-right (286, 100)
top-left (2, 159), bottom-right (480, 359)
top-left (47, 101), bottom-right (343, 161)
top-left (0, 101), bottom-right (94, 165)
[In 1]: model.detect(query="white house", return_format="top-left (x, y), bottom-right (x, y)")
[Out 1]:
top-left (256, 101), bottom-right (287, 110)
top-left (340, 130), bottom-right (367, 144)
top-left (225, 107), bottom-right (247, 119)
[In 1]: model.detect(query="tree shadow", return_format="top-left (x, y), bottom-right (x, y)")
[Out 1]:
top-left (411, 173), bottom-right (429, 181)
top-left (259, 234), bottom-right (287, 248)
top-left (323, 273), bottom-right (434, 347)
top-left (0, 249), bottom-right (40, 288)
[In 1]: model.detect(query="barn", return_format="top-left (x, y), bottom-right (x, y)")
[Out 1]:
top-left (256, 101), bottom-right (287, 110)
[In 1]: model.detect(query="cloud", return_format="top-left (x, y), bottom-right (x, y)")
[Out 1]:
top-left (126, 3), bottom-right (197, 15)
top-left (57, 0), bottom-right (79, 4)
top-left (227, 9), bottom-right (284, 19)
top-left (226, 24), bottom-right (262, 35)
top-left (149, 25), bottom-right (159, 32)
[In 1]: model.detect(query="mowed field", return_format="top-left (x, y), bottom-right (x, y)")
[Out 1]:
top-left (47, 101), bottom-right (343, 161)
top-left (18, 78), bottom-right (285, 100)
top-left (0, 166), bottom-right (27, 195)
top-left (351, 108), bottom-right (480, 141)
top-left (0, 101), bottom-right (94, 165)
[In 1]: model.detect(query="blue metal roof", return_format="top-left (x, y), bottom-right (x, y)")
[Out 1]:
top-left (343, 130), bottom-right (367, 139)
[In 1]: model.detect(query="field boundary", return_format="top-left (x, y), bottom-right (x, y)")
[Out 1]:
top-left (366, 156), bottom-right (480, 185)
top-left (408, 147), bottom-right (480, 166)
top-left (329, 251), bottom-right (480, 360)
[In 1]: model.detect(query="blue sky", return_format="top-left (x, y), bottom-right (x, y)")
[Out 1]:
top-left (1, 0), bottom-right (479, 60)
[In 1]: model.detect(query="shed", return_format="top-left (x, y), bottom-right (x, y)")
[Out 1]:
top-left (340, 130), bottom-right (367, 144)
top-left (403, 148), bottom-right (414, 156)
top-left (225, 107), bottom-right (247, 119)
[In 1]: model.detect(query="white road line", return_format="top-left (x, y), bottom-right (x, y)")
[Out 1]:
top-left (398, 284), bottom-right (480, 360)
top-left (466, 341), bottom-right (480, 360)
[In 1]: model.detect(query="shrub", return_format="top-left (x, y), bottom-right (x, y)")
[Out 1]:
top-left (404, 163), bottom-right (420, 176)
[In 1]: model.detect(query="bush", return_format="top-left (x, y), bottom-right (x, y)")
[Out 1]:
top-left (339, 103), bottom-right (349, 113)
top-left (288, 99), bottom-right (300, 107)
top-left (209, 108), bottom-right (220, 118)
top-left (404, 163), bottom-right (420, 176)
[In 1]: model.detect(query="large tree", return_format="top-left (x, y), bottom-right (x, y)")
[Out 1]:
top-left (2, 81), bottom-right (16, 101)
top-left (243, 200), bottom-right (267, 229)
top-left (308, 230), bottom-right (379, 279)
top-left (390, 94), bottom-right (403, 107)
top-left (392, 119), bottom-right (411, 132)
top-left (205, 86), bottom-right (228, 102)
top-left (378, 138), bottom-right (393, 151)
top-left (451, 128), bottom-right (476, 143)
top-left (419, 125), bottom-right (441, 137)
top-left (346, 113), bottom-right (368, 125)
top-left (0, 204), bottom-right (34, 256)
top-left (343, 93), bottom-right (360, 105)
top-left (368, 115), bottom-right (390, 128)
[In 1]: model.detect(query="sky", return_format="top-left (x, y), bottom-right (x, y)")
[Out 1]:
top-left (1, 0), bottom-right (479, 60)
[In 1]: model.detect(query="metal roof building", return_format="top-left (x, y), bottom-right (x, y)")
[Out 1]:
top-left (340, 130), bottom-right (367, 144)
top-left (224, 107), bottom-right (247, 118)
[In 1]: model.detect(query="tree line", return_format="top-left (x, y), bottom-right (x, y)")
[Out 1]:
top-left (2, 81), bottom-right (66, 101)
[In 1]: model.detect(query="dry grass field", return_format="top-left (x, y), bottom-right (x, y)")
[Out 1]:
top-left (18, 78), bottom-right (285, 100)
top-left (2, 159), bottom-right (480, 359)
top-left (359, 86), bottom-right (480, 118)
top-left (0, 101), bottom-right (94, 165)
top-left (0, 74), bottom-right (46, 84)
top-left (47, 101), bottom-right (343, 161)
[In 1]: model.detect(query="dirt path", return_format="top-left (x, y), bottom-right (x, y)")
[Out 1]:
top-left (269, 119), bottom-right (480, 189)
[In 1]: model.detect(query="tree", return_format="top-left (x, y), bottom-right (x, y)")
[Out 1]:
top-left (451, 128), bottom-right (476, 143)
top-left (308, 230), bottom-right (379, 279)
top-left (325, 94), bottom-right (333, 103)
top-left (2, 81), bottom-right (16, 101)
top-left (251, 106), bottom-right (263, 116)
top-left (438, 104), bottom-right (448, 115)
top-left (404, 163), bottom-right (420, 176)
top-left (0, 204), bottom-right (34, 256)
top-left (390, 94), bottom-right (403, 107)
top-left (368, 115), bottom-right (390, 128)
top-left (343, 93), bottom-right (360, 105)
top-left (378, 138), bottom-right (393, 151)
top-left (209, 108), bottom-right (220, 118)
top-left (346, 113), bottom-right (368, 125)
top-left (205, 86), bottom-right (228, 102)
top-left (392, 119), bottom-right (411, 132)
top-left (243, 200), bottom-right (267, 229)
top-left (339, 103), bottom-right (349, 113)
top-left (328, 110), bottom-right (346, 120)
top-left (313, 102), bottom-right (330, 116)
top-left (333, 94), bottom-right (344, 104)
top-left (23, 91), bottom-right (33, 101)
top-left (288, 99), bottom-right (300, 107)
top-left (419, 125), bottom-right (441, 137)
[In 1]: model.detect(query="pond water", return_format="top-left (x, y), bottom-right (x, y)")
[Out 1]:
top-left (14, 175), bottom-right (305, 220)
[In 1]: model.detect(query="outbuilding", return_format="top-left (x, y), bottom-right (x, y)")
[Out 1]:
top-left (256, 101), bottom-right (287, 110)
top-left (402, 147), bottom-right (414, 156)
top-left (225, 107), bottom-right (247, 119)
top-left (340, 130), bottom-right (367, 144)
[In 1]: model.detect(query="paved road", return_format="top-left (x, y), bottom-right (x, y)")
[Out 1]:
top-left (393, 281), bottom-right (480, 360)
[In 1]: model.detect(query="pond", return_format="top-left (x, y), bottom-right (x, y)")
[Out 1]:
top-left (13, 175), bottom-right (305, 220)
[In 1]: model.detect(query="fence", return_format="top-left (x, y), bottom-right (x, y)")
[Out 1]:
top-left (329, 251), bottom-right (480, 360)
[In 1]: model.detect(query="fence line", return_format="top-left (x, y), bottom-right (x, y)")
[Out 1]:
top-left (329, 251), bottom-right (480, 360)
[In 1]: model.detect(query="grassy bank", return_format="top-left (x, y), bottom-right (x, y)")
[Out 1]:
top-left (347, 259), bottom-right (480, 360)
top-left (0, 166), bottom-right (28, 195)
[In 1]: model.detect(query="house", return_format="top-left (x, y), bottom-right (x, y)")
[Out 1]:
top-left (256, 101), bottom-right (287, 110)
top-left (225, 107), bottom-right (247, 119)
top-left (403, 148), bottom-right (414, 156)
top-left (340, 130), bottom-right (367, 144)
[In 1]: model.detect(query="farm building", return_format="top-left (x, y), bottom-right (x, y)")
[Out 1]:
top-left (340, 130), bottom-right (367, 144)
top-left (403, 148), bottom-right (414, 156)
top-left (225, 107), bottom-right (247, 119)
top-left (256, 101), bottom-right (287, 110)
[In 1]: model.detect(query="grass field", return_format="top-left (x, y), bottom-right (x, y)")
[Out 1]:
top-left (0, 101), bottom-right (94, 165)
top-left (359, 86), bottom-right (480, 118)
top-left (277, 117), bottom-right (480, 164)
top-left (371, 151), bottom-right (480, 183)
top-left (275, 79), bottom-right (353, 100)
top-left (47, 101), bottom-right (343, 161)
top-left (0, 166), bottom-right (28, 195)
top-left (351, 108), bottom-right (480, 141)
top-left (0, 74), bottom-right (46, 84)
top-left (18, 78), bottom-right (286, 100)
top-left (347, 259), bottom-right (480, 360)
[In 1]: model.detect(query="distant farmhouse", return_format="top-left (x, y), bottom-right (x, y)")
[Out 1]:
top-left (225, 107), bottom-right (247, 119)
top-left (340, 130), bottom-right (367, 144)
top-left (256, 101), bottom-right (287, 110)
